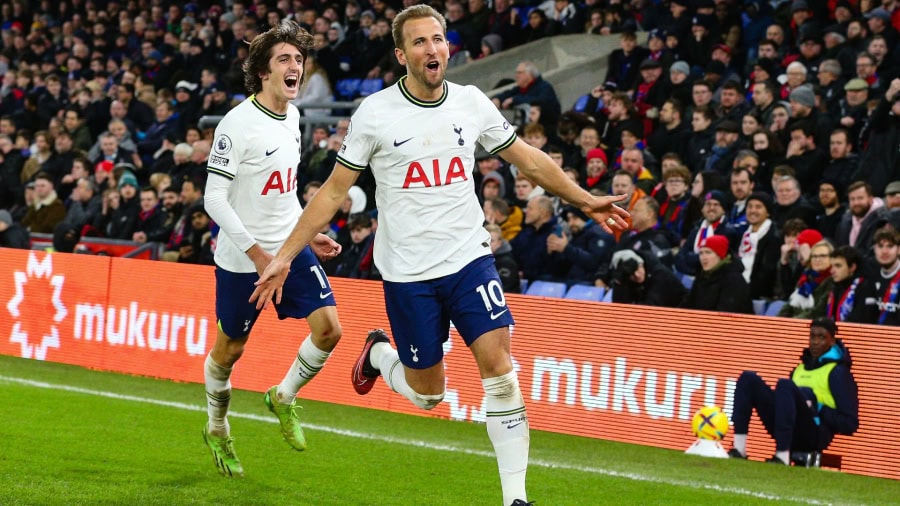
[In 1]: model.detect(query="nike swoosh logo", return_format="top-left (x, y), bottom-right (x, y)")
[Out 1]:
top-left (490, 309), bottom-right (508, 320)
top-left (506, 422), bottom-right (524, 429)
top-left (265, 147), bottom-right (280, 156)
top-left (320, 291), bottom-right (332, 299)
top-left (393, 137), bottom-right (413, 147)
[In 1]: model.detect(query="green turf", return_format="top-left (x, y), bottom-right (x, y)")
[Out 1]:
top-left (0, 355), bottom-right (897, 505)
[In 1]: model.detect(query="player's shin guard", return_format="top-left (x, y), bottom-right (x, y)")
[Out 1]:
top-left (484, 371), bottom-right (529, 506)
top-left (204, 353), bottom-right (233, 437)
top-left (277, 335), bottom-right (331, 402)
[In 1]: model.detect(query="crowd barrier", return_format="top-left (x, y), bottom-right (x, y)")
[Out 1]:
top-left (1, 248), bottom-right (897, 480)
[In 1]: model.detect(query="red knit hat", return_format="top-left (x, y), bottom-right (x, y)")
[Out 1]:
top-left (586, 148), bottom-right (607, 165)
top-left (95, 160), bottom-right (114, 174)
top-left (797, 229), bottom-right (823, 248)
top-left (701, 235), bottom-right (729, 260)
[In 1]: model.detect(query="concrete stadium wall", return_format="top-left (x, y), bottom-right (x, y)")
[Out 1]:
top-left (447, 33), bottom-right (622, 111)
top-left (2, 248), bottom-right (898, 481)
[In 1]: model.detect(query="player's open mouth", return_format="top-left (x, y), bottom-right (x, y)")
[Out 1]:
top-left (425, 61), bottom-right (440, 72)
top-left (284, 75), bottom-right (299, 89)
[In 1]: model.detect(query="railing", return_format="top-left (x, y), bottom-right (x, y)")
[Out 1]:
top-left (28, 233), bottom-right (161, 260)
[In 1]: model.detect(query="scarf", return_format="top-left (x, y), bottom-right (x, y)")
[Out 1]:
top-left (827, 278), bottom-right (861, 322)
top-left (659, 194), bottom-right (690, 237)
top-left (789, 267), bottom-right (831, 309)
top-left (739, 219), bottom-right (771, 283)
top-left (879, 269), bottom-right (900, 325)
top-left (693, 218), bottom-right (723, 252)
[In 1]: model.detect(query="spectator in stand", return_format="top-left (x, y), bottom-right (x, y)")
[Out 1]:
top-left (334, 213), bottom-right (379, 280)
top-left (837, 78), bottom-right (871, 146)
top-left (511, 174), bottom-right (544, 208)
top-left (53, 177), bottom-right (102, 253)
top-left (491, 61), bottom-right (561, 133)
top-left (685, 14), bottom-right (715, 71)
top-left (620, 147), bottom-right (656, 195)
top-left (825, 245), bottom-right (864, 323)
top-left (772, 175), bottom-right (818, 231)
top-left (0, 133), bottom-right (25, 210)
top-left (717, 81), bottom-right (750, 124)
top-left (816, 59), bottom-right (845, 118)
top-left (604, 31), bottom-right (649, 93)
top-left (177, 202), bottom-right (215, 266)
top-left (583, 148), bottom-right (611, 193)
top-left (854, 79), bottom-right (900, 197)
top-left (705, 119), bottom-right (743, 175)
top-left (0, 209), bottom-right (29, 249)
top-left (547, 206), bottom-right (613, 286)
top-left (675, 189), bottom-right (739, 276)
top-left (648, 98), bottom-right (691, 163)
top-left (510, 195), bottom-right (568, 282)
top-left (868, 35), bottom-right (896, 88)
top-left (132, 186), bottom-right (171, 245)
top-left (610, 249), bottom-right (686, 307)
top-left (62, 107), bottom-right (93, 153)
top-left (788, 85), bottom-right (835, 150)
top-left (681, 234), bottom-right (753, 314)
top-left (816, 179), bottom-right (847, 242)
top-left (793, 34), bottom-right (825, 77)
top-left (887, 182), bottom-right (900, 223)
top-left (835, 181), bottom-right (891, 254)
top-left (137, 101), bottom-right (182, 169)
top-left (95, 170), bottom-right (141, 240)
top-left (611, 196), bottom-right (677, 272)
top-left (739, 191), bottom-right (781, 300)
top-left (749, 128), bottom-right (785, 194)
top-left (728, 317), bottom-right (859, 465)
top-left (728, 166), bottom-right (755, 235)
top-left (572, 124), bottom-right (601, 175)
top-left (685, 104), bottom-right (716, 172)
top-left (601, 92), bottom-right (643, 162)
top-left (486, 223), bottom-right (520, 294)
top-left (817, 129), bottom-right (857, 195)
top-left (784, 121), bottom-right (827, 199)
top-left (484, 198), bottom-right (525, 241)
top-left (864, 9), bottom-right (899, 67)
top-left (22, 172), bottom-right (66, 234)
top-left (548, 0), bottom-right (586, 36)
top-left (116, 83), bottom-right (154, 132)
top-left (667, 61), bottom-right (693, 106)
top-left (633, 58), bottom-right (668, 132)
top-left (21, 130), bottom-right (53, 183)
top-left (854, 226), bottom-right (900, 327)
top-left (655, 164), bottom-right (701, 243)
top-left (779, 231), bottom-right (832, 317)
top-left (479, 170), bottom-right (506, 206)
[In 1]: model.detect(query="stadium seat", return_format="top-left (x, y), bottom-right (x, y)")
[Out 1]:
top-left (764, 300), bottom-right (786, 316)
top-left (565, 285), bottom-right (605, 302)
top-left (752, 299), bottom-right (768, 315)
top-left (680, 274), bottom-right (694, 290)
top-left (335, 78), bottom-right (362, 100)
top-left (601, 288), bottom-right (613, 302)
top-left (525, 280), bottom-right (566, 298)
top-left (358, 78), bottom-right (384, 97)
top-left (519, 279), bottom-right (529, 294)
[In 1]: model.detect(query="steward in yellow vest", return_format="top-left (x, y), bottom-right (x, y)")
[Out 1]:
top-left (727, 317), bottom-right (859, 464)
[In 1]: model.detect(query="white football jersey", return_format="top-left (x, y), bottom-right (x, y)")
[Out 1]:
top-left (207, 95), bottom-right (303, 273)
top-left (338, 77), bottom-right (516, 282)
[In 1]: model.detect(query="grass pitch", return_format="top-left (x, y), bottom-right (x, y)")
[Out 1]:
top-left (0, 355), bottom-right (897, 505)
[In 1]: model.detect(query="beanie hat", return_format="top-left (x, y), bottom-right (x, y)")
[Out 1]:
top-left (704, 189), bottom-right (727, 208)
top-left (481, 170), bottom-right (507, 198)
top-left (701, 235), bottom-right (729, 260)
top-left (562, 206), bottom-right (589, 222)
top-left (670, 61), bottom-right (690, 75)
top-left (789, 85), bottom-right (815, 108)
top-left (797, 228), bottom-right (823, 247)
top-left (747, 191), bottom-right (774, 215)
top-left (811, 317), bottom-right (837, 337)
top-left (118, 170), bottom-right (139, 190)
top-left (586, 148), bottom-right (607, 165)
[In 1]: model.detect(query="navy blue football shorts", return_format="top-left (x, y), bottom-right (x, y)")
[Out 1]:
top-left (215, 245), bottom-right (336, 339)
top-left (382, 255), bottom-right (515, 369)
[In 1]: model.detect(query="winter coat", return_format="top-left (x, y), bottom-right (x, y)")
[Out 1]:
top-left (681, 256), bottom-right (754, 314)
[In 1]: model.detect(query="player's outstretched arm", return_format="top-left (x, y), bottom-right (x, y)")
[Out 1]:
top-left (249, 163), bottom-right (360, 309)
top-left (498, 138), bottom-right (630, 233)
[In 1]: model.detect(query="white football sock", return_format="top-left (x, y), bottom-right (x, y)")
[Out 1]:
top-left (732, 434), bottom-right (747, 456)
top-left (775, 450), bottom-right (790, 465)
top-left (204, 353), bottom-right (232, 437)
top-left (373, 342), bottom-right (417, 401)
top-left (277, 335), bottom-right (331, 403)
top-left (484, 371), bottom-right (529, 506)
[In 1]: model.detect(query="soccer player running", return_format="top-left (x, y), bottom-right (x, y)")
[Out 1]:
top-left (201, 20), bottom-right (343, 477)
top-left (250, 6), bottom-right (629, 504)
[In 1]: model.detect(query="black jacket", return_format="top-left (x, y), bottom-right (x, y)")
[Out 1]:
top-left (834, 205), bottom-right (892, 253)
top-left (792, 339), bottom-right (859, 450)
top-left (847, 266), bottom-right (900, 326)
top-left (681, 256), bottom-right (754, 314)
top-left (744, 224), bottom-right (782, 300)
top-left (557, 221), bottom-right (614, 285)
top-left (612, 258), bottom-right (686, 308)
top-left (0, 223), bottom-right (30, 249)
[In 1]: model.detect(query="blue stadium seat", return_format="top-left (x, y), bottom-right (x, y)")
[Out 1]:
top-left (519, 279), bottom-right (529, 294)
top-left (358, 78), bottom-right (384, 97)
top-left (680, 274), bottom-right (695, 290)
top-left (765, 300), bottom-right (786, 316)
top-left (525, 280), bottom-right (567, 298)
top-left (602, 288), bottom-right (613, 302)
top-left (752, 299), bottom-right (768, 315)
top-left (565, 285), bottom-right (605, 302)
top-left (335, 78), bottom-right (362, 100)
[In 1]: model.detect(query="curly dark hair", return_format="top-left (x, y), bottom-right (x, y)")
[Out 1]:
top-left (242, 19), bottom-right (314, 95)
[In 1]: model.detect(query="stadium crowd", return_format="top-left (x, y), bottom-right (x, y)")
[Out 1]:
top-left (0, 0), bottom-right (899, 327)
